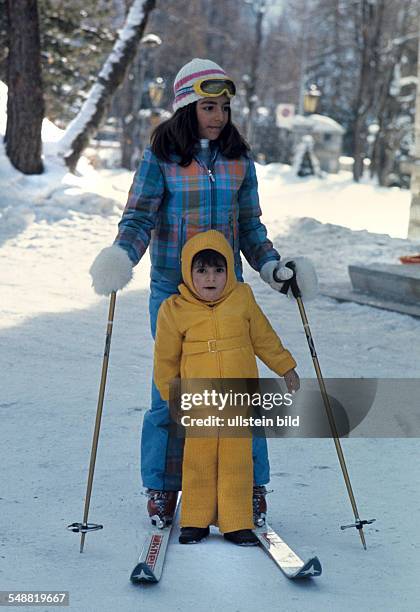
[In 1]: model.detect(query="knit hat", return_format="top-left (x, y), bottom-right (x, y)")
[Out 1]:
top-left (173, 58), bottom-right (231, 112)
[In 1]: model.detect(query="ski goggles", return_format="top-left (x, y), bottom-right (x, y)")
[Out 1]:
top-left (193, 77), bottom-right (236, 98)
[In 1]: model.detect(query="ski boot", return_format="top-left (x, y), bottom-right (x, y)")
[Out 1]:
top-left (224, 529), bottom-right (259, 546)
top-left (179, 526), bottom-right (210, 544)
top-left (146, 489), bottom-right (178, 529)
top-left (253, 485), bottom-right (268, 527)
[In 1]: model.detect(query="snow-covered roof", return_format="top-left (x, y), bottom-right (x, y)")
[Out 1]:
top-left (291, 113), bottom-right (345, 134)
top-left (399, 75), bottom-right (418, 88)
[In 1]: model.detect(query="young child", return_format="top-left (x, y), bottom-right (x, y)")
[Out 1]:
top-left (153, 230), bottom-right (299, 546)
top-left (90, 57), bottom-right (307, 529)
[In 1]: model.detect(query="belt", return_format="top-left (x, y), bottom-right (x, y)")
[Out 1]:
top-left (182, 335), bottom-right (251, 356)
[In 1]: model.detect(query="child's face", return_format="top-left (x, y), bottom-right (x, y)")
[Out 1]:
top-left (192, 262), bottom-right (227, 301)
top-left (196, 95), bottom-right (230, 140)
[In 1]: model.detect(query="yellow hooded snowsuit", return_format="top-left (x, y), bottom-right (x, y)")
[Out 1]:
top-left (154, 230), bottom-right (296, 532)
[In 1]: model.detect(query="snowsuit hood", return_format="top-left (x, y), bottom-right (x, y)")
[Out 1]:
top-left (179, 230), bottom-right (237, 305)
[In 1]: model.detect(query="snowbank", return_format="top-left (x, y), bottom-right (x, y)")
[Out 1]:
top-left (0, 81), bottom-right (120, 244)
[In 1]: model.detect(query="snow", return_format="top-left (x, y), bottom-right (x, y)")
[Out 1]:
top-left (257, 163), bottom-right (412, 239)
top-left (1, 101), bottom-right (420, 611)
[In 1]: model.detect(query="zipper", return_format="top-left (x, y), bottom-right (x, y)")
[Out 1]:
top-left (194, 149), bottom-right (218, 227)
top-left (209, 151), bottom-right (217, 227)
top-left (211, 309), bottom-right (222, 376)
top-left (229, 212), bottom-right (239, 269)
top-left (210, 169), bottom-right (216, 227)
top-left (229, 213), bottom-right (235, 253)
top-left (178, 217), bottom-right (185, 263)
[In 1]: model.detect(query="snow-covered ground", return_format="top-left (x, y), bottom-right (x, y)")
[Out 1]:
top-left (1, 96), bottom-right (420, 610)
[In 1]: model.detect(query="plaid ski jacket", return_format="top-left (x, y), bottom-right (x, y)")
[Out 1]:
top-left (115, 145), bottom-right (279, 275)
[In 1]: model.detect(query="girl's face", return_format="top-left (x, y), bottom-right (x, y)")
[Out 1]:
top-left (196, 95), bottom-right (230, 140)
top-left (191, 262), bottom-right (227, 301)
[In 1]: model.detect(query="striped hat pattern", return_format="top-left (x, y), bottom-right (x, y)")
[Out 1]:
top-left (173, 58), bottom-right (230, 112)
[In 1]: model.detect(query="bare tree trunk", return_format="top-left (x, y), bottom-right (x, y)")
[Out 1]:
top-left (408, 25), bottom-right (420, 238)
top-left (369, 3), bottom-right (413, 185)
top-left (369, 62), bottom-right (395, 183)
top-left (5, 0), bottom-right (44, 175)
top-left (244, 0), bottom-right (266, 145)
top-left (57, 0), bottom-right (156, 171)
top-left (352, 0), bottom-right (385, 182)
top-left (112, 0), bottom-right (144, 170)
top-left (119, 48), bottom-right (145, 170)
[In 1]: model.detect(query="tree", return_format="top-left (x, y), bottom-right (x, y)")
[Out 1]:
top-left (368, 2), bottom-right (418, 186)
top-left (38, 0), bottom-right (115, 127)
top-left (303, 0), bottom-right (359, 151)
top-left (57, 0), bottom-right (156, 171)
top-left (351, 0), bottom-right (387, 182)
top-left (5, 0), bottom-right (44, 174)
top-left (115, 32), bottom-right (161, 170)
top-left (242, 0), bottom-right (267, 145)
top-left (408, 26), bottom-right (420, 238)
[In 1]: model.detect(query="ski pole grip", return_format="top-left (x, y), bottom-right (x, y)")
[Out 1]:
top-left (274, 261), bottom-right (302, 299)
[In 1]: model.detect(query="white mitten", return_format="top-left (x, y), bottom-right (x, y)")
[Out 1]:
top-left (281, 256), bottom-right (318, 301)
top-left (89, 245), bottom-right (133, 296)
top-left (260, 260), bottom-right (294, 291)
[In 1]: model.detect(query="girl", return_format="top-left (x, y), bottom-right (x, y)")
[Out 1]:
top-left (90, 58), bottom-right (296, 529)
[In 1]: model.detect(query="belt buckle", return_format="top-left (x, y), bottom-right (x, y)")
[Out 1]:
top-left (208, 339), bottom-right (217, 352)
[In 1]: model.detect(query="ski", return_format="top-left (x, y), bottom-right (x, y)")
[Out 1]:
top-left (255, 523), bottom-right (322, 579)
top-left (130, 494), bottom-right (181, 584)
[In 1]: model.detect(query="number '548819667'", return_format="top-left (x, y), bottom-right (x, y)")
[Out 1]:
top-left (0, 591), bottom-right (69, 606)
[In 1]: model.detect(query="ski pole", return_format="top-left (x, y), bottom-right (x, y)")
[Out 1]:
top-left (67, 291), bottom-right (117, 553)
top-left (276, 263), bottom-right (375, 550)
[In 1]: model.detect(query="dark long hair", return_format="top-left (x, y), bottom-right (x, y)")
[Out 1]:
top-left (150, 103), bottom-right (250, 166)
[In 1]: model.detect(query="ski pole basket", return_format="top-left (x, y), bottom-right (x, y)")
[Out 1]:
top-left (67, 522), bottom-right (104, 534)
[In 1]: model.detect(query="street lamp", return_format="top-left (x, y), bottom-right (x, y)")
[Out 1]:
top-left (303, 84), bottom-right (321, 115)
top-left (140, 33), bottom-right (162, 48)
top-left (148, 77), bottom-right (165, 108)
top-left (138, 34), bottom-right (162, 110)
top-left (123, 33), bottom-right (162, 169)
top-left (129, 32), bottom-right (162, 169)
top-left (148, 76), bottom-right (166, 133)
top-left (294, 84), bottom-right (322, 177)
